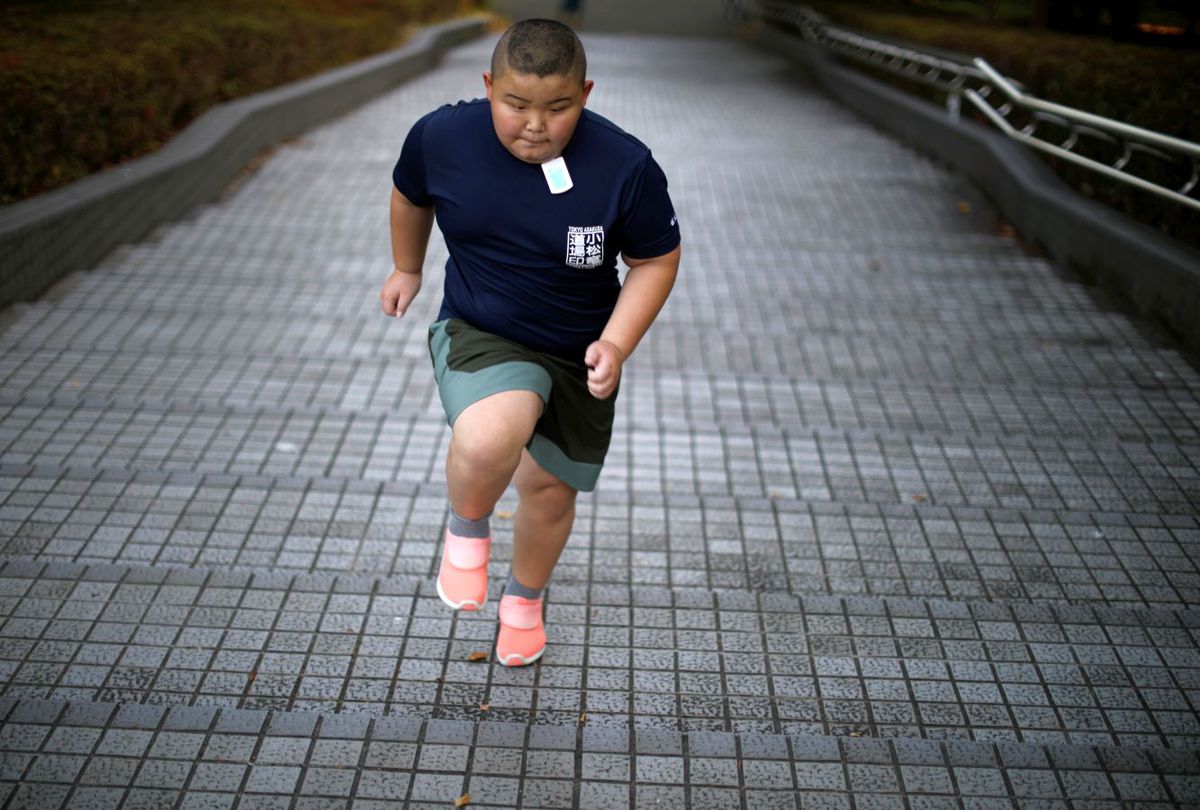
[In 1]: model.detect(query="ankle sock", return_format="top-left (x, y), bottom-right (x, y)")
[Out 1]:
top-left (504, 573), bottom-right (543, 601)
top-left (448, 508), bottom-right (490, 540)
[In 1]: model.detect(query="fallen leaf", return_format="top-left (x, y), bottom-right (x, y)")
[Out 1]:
top-left (579, 712), bottom-right (588, 725)
top-left (957, 202), bottom-right (972, 214)
top-left (998, 224), bottom-right (1016, 238)
top-left (495, 510), bottom-right (514, 519)
top-left (247, 670), bottom-right (257, 685)
top-left (849, 729), bottom-right (862, 737)
top-left (479, 702), bottom-right (490, 712)
top-left (455, 794), bottom-right (471, 808)
top-left (911, 494), bottom-right (927, 503)
top-left (467, 652), bottom-right (488, 662)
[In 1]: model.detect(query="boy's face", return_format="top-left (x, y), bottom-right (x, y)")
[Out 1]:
top-left (484, 69), bottom-right (593, 164)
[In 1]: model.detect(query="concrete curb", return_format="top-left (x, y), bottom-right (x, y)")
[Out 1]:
top-left (0, 16), bottom-right (487, 311)
top-left (756, 25), bottom-right (1200, 357)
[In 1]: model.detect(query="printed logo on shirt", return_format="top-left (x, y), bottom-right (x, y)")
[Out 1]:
top-left (565, 225), bottom-right (605, 269)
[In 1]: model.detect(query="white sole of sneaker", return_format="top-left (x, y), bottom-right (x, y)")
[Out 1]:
top-left (497, 647), bottom-right (544, 667)
top-left (436, 577), bottom-right (484, 611)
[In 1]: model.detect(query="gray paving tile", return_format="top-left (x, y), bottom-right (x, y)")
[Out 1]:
top-left (0, 702), bottom-right (1193, 805)
top-left (5, 563), bottom-right (1200, 745)
top-left (6, 467), bottom-right (1200, 607)
top-left (1, 19), bottom-right (1199, 810)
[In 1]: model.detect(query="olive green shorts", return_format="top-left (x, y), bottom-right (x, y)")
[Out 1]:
top-left (428, 318), bottom-right (616, 492)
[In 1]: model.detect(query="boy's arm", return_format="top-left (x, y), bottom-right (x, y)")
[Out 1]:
top-left (381, 187), bottom-right (435, 317)
top-left (585, 244), bottom-right (681, 399)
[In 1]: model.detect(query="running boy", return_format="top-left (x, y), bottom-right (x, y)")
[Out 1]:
top-left (381, 19), bottom-right (681, 666)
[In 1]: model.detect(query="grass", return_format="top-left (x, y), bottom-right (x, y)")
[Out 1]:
top-left (786, 2), bottom-right (1200, 246)
top-left (0, 0), bottom-right (477, 205)
top-left (848, 0), bottom-right (1198, 28)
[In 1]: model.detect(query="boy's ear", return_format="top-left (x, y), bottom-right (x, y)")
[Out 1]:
top-left (483, 71), bottom-right (494, 100)
top-left (581, 79), bottom-right (594, 106)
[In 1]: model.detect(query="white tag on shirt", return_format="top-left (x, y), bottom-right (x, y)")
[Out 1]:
top-left (541, 157), bottom-right (574, 194)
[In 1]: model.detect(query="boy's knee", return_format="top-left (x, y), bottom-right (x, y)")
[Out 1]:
top-left (539, 479), bottom-right (576, 508)
top-left (451, 391), bottom-right (543, 467)
top-left (451, 424), bottom-right (525, 469)
top-left (518, 466), bottom-right (577, 511)
top-left (525, 485), bottom-right (576, 524)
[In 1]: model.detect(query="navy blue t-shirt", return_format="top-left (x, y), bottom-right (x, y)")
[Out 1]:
top-left (392, 100), bottom-right (680, 361)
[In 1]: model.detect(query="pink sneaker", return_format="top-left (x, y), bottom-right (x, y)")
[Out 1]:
top-left (496, 594), bottom-right (545, 667)
top-left (436, 530), bottom-right (490, 610)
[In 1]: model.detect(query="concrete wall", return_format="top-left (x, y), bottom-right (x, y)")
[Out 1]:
top-left (0, 17), bottom-right (486, 311)
top-left (757, 25), bottom-right (1200, 357)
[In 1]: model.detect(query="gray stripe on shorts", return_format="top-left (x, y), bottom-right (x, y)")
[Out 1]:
top-left (528, 433), bottom-right (603, 493)
top-left (429, 320), bottom-right (551, 426)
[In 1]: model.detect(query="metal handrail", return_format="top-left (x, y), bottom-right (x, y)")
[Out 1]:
top-left (730, 0), bottom-right (1200, 213)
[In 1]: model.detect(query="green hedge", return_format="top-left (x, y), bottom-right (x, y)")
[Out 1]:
top-left (0, 0), bottom-right (475, 205)
top-left (797, 3), bottom-right (1200, 246)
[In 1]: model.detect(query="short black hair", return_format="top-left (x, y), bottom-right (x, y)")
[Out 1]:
top-left (491, 19), bottom-right (586, 83)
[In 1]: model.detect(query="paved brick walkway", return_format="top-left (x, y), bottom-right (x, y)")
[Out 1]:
top-left (2, 31), bottom-right (1200, 808)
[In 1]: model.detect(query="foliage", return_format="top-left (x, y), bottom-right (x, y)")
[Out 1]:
top-left (797, 2), bottom-right (1200, 245)
top-left (811, 0), bottom-right (1199, 31)
top-left (0, 0), bottom-right (475, 205)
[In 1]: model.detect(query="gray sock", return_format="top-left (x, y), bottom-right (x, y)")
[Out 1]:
top-left (504, 573), bottom-right (543, 601)
top-left (448, 508), bottom-right (490, 539)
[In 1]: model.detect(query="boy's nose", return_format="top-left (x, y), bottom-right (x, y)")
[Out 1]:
top-left (525, 113), bottom-right (546, 133)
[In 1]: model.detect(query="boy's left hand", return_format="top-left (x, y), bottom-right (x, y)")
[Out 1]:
top-left (584, 340), bottom-right (624, 400)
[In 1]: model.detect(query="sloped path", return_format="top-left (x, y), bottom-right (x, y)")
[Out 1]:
top-left (1, 32), bottom-right (1199, 808)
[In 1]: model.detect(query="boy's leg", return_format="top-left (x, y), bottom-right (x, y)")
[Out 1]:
top-left (495, 450), bottom-right (576, 667)
top-left (446, 390), bottom-right (544, 518)
top-left (438, 389), bottom-right (543, 610)
top-left (510, 449), bottom-right (578, 589)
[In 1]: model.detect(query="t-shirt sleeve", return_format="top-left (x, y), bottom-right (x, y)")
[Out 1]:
top-left (619, 154), bottom-right (681, 260)
top-left (392, 112), bottom-right (433, 206)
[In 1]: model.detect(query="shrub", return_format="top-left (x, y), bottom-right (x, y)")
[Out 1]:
top-left (794, 3), bottom-right (1200, 245)
top-left (0, 0), bottom-right (475, 204)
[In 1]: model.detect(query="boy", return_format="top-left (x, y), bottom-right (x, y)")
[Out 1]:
top-left (380, 19), bottom-right (681, 666)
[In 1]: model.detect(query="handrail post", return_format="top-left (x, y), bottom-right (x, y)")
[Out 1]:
top-left (946, 89), bottom-right (961, 122)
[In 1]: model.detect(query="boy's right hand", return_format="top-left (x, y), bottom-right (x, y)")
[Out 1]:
top-left (381, 268), bottom-right (422, 317)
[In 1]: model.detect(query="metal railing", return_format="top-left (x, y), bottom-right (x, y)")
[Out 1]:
top-left (729, 0), bottom-right (1200, 213)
